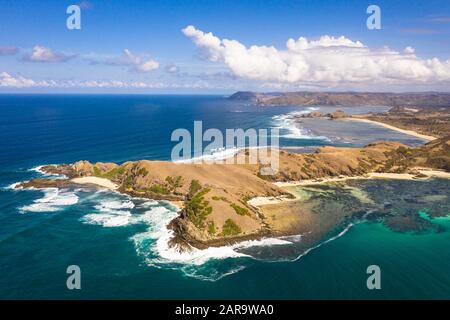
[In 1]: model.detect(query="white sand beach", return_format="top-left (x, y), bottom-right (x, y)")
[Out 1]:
top-left (71, 177), bottom-right (118, 190)
top-left (274, 170), bottom-right (450, 188)
top-left (247, 195), bottom-right (296, 207)
top-left (343, 118), bottom-right (437, 141)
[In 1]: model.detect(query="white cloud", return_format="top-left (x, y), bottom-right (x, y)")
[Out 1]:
top-left (0, 71), bottom-right (209, 89)
top-left (182, 25), bottom-right (450, 86)
top-left (404, 46), bottom-right (415, 54)
top-left (123, 49), bottom-right (159, 72)
top-left (105, 49), bottom-right (159, 73)
top-left (24, 46), bottom-right (74, 62)
top-left (182, 25), bottom-right (223, 62)
top-left (0, 72), bottom-right (45, 87)
top-left (286, 35), bottom-right (364, 50)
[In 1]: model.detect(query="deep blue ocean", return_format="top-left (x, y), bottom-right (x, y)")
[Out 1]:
top-left (0, 94), bottom-right (449, 299)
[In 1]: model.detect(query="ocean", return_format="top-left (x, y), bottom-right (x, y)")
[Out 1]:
top-left (0, 94), bottom-right (448, 299)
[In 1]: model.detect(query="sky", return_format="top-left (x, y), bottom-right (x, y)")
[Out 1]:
top-left (0, 0), bottom-right (449, 93)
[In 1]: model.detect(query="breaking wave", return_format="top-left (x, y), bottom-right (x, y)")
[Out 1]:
top-left (29, 165), bottom-right (66, 179)
top-left (3, 181), bottom-right (25, 190)
top-left (20, 188), bottom-right (79, 213)
top-left (82, 198), bottom-right (138, 227)
top-left (272, 108), bottom-right (329, 140)
top-left (13, 164), bottom-right (355, 281)
top-left (174, 147), bottom-right (241, 163)
top-left (80, 190), bottom-right (354, 281)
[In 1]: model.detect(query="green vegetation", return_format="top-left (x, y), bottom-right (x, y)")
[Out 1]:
top-left (207, 221), bottom-right (216, 235)
top-left (137, 168), bottom-right (149, 177)
top-left (165, 176), bottom-right (183, 193)
top-left (184, 180), bottom-right (213, 228)
top-left (188, 179), bottom-right (202, 198)
top-left (221, 219), bottom-right (241, 236)
top-left (149, 184), bottom-right (170, 195)
top-left (212, 196), bottom-right (229, 202)
top-left (123, 176), bottom-right (134, 189)
top-left (92, 166), bottom-right (102, 177)
top-left (93, 166), bottom-right (126, 180)
top-left (382, 146), bottom-right (414, 172)
top-left (103, 167), bottom-right (126, 179)
top-left (257, 170), bottom-right (274, 181)
top-left (132, 175), bottom-right (183, 195)
top-left (230, 203), bottom-right (249, 216)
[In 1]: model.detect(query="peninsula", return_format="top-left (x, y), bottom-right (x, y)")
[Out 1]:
top-left (16, 135), bottom-right (450, 251)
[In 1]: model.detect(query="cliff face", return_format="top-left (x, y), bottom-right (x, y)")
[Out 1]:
top-left (19, 138), bottom-right (450, 250)
top-left (229, 91), bottom-right (450, 108)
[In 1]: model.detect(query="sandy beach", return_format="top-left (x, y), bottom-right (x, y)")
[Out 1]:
top-left (343, 117), bottom-right (437, 141)
top-left (274, 170), bottom-right (450, 188)
top-left (247, 195), bottom-right (296, 207)
top-left (242, 170), bottom-right (450, 207)
top-left (71, 177), bottom-right (118, 190)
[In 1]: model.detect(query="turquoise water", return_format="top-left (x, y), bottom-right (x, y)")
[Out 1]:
top-left (0, 95), bottom-right (448, 299)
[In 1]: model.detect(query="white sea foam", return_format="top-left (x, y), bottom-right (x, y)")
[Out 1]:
top-left (235, 237), bottom-right (293, 249)
top-left (175, 147), bottom-right (241, 163)
top-left (94, 199), bottom-right (135, 212)
top-left (272, 108), bottom-right (329, 140)
top-left (20, 188), bottom-right (79, 213)
top-left (81, 198), bottom-right (137, 227)
top-left (83, 213), bottom-right (132, 227)
top-left (136, 200), bottom-right (159, 207)
top-left (291, 223), bottom-right (354, 262)
top-left (132, 204), bottom-right (297, 268)
top-left (181, 265), bottom-right (247, 282)
top-left (156, 230), bottom-right (249, 265)
top-left (77, 182), bottom-right (353, 280)
top-left (131, 205), bottom-right (249, 266)
top-left (29, 165), bottom-right (66, 179)
top-left (278, 234), bottom-right (303, 242)
top-left (3, 181), bottom-right (25, 190)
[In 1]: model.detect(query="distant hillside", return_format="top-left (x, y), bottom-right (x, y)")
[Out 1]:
top-left (229, 91), bottom-right (450, 108)
top-left (359, 105), bottom-right (450, 138)
top-left (228, 91), bottom-right (260, 101)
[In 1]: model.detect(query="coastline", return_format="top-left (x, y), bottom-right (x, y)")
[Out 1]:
top-left (14, 130), bottom-right (449, 253)
top-left (71, 177), bottom-right (186, 208)
top-left (273, 169), bottom-right (450, 188)
top-left (247, 195), bottom-right (297, 207)
top-left (67, 170), bottom-right (450, 208)
top-left (342, 117), bottom-right (437, 141)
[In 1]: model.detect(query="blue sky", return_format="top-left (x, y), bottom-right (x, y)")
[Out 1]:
top-left (0, 0), bottom-right (449, 93)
